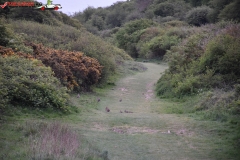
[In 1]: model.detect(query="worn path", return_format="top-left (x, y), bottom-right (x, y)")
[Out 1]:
top-left (75, 63), bottom-right (223, 160)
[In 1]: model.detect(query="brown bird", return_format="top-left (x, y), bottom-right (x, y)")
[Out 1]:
top-left (105, 107), bottom-right (110, 112)
top-left (120, 110), bottom-right (123, 113)
top-left (97, 98), bottom-right (100, 102)
top-left (124, 110), bottom-right (128, 113)
top-left (119, 99), bottom-right (122, 102)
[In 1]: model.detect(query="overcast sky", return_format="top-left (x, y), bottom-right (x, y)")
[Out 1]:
top-left (38, 0), bottom-right (127, 15)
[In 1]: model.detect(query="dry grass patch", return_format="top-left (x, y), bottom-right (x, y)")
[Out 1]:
top-left (111, 126), bottom-right (160, 134)
top-left (27, 121), bottom-right (80, 159)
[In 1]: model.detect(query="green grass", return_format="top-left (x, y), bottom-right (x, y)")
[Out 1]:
top-left (1, 62), bottom-right (239, 160)
top-left (63, 62), bottom-right (239, 160)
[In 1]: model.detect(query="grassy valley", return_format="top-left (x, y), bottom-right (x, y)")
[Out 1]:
top-left (0, 0), bottom-right (240, 159)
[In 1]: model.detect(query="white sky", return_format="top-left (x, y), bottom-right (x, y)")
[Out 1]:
top-left (38, 0), bottom-right (127, 15)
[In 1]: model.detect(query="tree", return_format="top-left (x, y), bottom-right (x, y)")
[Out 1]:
top-left (82, 6), bottom-right (96, 22)
top-left (185, 6), bottom-right (212, 26)
top-left (154, 2), bottom-right (175, 17)
top-left (218, 0), bottom-right (240, 22)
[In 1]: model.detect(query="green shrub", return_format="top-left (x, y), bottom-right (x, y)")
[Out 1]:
top-left (136, 26), bottom-right (184, 59)
top-left (156, 71), bottom-right (175, 98)
top-left (0, 19), bottom-right (10, 46)
top-left (195, 89), bottom-right (238, 121)
top-left (163, 20), bottom-right (189, 27)
top-left (91, 15), bottom-right (105, 30)
top-left (7, 33), bottom-right (33, 54)
top-left (165, 32), bottom-right (207, 74)
top-left (143, 35), bottom-right (180, 58)
top-left (0, 70), bottom-right (8, 112)
top-left (173, 74), bottom-right (200, 96)
top-left (199, 34), bottom-right (240, 82)
top-left (151, 0), bottom-right (190, 20)
top-left (125, 11), bottom-right (143, 22)
top-left (156, 22), bottom-right (240, 101)
top-left (10, 20), bottom-right (132, 86)
top-left (185, 6), bottom-right (212, 26)
top-left (154, 2), bottom-right (175, 17)
top-left (115, 19), bottom-right (155, 57)
top-left (106, 8), bottom-right (127, 28)
top-left (0, 56), bottom-right (70, 112)
top-left (218, 0), bottom-right (240, 22)
top-left (82, 6), bottom-right (96, 22)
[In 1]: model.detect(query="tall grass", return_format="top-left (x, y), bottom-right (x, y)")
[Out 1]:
top-left (27, 121), bottom-right (79, 159)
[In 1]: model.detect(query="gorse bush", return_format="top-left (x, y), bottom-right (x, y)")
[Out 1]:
top-left (24, 42), bottom-right (103, 91)
top-left (0, 54), bottom-right (70, 112)
top-left (10, 20), bottom-right (132, 85)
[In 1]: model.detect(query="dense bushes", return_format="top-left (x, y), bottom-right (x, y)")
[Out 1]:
top-left (218, 0), bottom-right (240, 22)
top-left (156, 22), bottom-right (240, 99)
top-left (0, 53), bottom-right (70, 112)
top-left (10, 20), bottom-right (132, 85)
top-left (24, 43), bottom-right (103, 91)
top-left (152, 0), bottom-right (190, 20)
top-left (0, 20), bottom-right (11, 46)
top-left (73, 0), bottom-right (240, 37)
top-left (155, 22), bottom-right (240, 120)
top-left (115, 19), bottom-right (155, 57)
top-left (185, 6), bottom-right (212, 26)
top-left (154, 2), bottom-right (175, 17)
top-left (115, 20), bottom-right (185, 58)
top-left (199, 34), bottom-right (240, 79)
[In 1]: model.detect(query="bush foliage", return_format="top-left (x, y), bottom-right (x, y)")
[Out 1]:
top-left (185, 6), bottom-right (212, 26)
top-left (156, 22), bottom-right (240, 115)
top-left (10, 20), bottom-right (132, 85)
top-left (24, 42), bottom-right (103, 91)
top-left (115, 19), bottom-right (155, 57)
top-left (0, 49), bottom-right (70, 112)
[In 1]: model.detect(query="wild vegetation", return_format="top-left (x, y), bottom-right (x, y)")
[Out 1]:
top-left (0, 47), bottom-right (70, 113)
top-left (74, 0), bottom-right (240, 158)
top-left (0, 1), bottom-right (132, 158)
top-left (74, 0), bottom-right (240, 121)
top-left (0, 0), bottom-right (240, 159)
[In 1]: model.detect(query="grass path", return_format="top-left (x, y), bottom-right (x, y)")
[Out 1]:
top-left (70, 63), bottom-right (232, 160)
